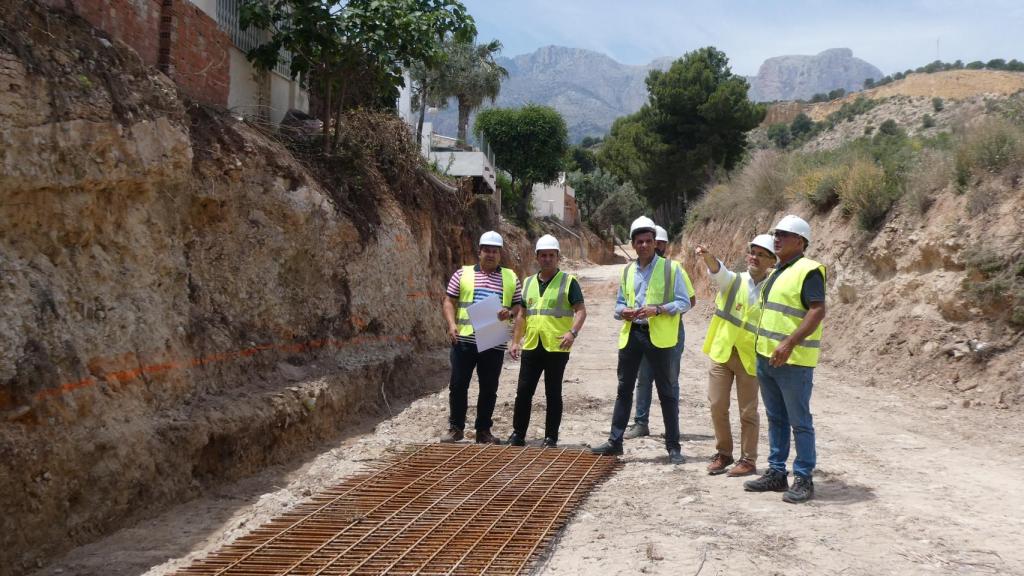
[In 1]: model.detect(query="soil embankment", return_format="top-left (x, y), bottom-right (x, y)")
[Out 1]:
top-left (0, 3), bottom-right (522, 572)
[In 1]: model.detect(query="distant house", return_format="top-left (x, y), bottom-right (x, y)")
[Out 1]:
top-left (531, 174), bottom-right (577, 225)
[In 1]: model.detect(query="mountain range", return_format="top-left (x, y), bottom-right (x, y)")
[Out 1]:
top-left (421, 46), bottom-right (883, 143)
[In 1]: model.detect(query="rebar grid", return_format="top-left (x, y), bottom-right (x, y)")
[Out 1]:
top-left (174, 443), bottom-right (620, 575)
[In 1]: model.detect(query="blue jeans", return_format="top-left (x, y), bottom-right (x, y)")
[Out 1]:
top-left (633, 326), bottom-right (684, 426)
top-left (756, 355), bottom-right (816, 478)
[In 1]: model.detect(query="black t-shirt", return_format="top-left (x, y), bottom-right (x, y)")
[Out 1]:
top-left (534, 271), bottom-right (584, 306)
top-left (761, 255), bottom-right (825, 309)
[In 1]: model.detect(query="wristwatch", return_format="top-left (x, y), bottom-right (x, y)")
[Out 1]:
top-left (655, 305), bottom-right (662, 315)
top-left (569, 328), bottom-right (579, 337)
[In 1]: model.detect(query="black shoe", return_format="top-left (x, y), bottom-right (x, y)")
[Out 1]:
top-left (743, 469), bottom-right (789, 492)
top-left (623, 423), bottom-right (649, 439)
top-left (668, 448), bottom-right (685, 465)
top-left (590, 441), bottom-right (623, 456)
top-left (506, 432), bottom-right (526, 447)
top-left (541, 437), bottom-right (558, 448)
top-left (783, 475), bottom-right (815, 503)
top-left (439, 428), bottom-right (464, 443)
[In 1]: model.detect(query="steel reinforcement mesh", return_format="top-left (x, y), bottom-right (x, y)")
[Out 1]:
top-left (174, 443), bottom-right (621, 575)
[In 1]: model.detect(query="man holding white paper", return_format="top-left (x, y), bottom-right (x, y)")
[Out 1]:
top-left (440, 230), bottom-right (523, 444)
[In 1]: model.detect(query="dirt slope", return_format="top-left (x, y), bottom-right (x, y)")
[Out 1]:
top-left (36, 263), bottom-right (1024, 576)
top-left (0, 2), bottom-right (517, 572)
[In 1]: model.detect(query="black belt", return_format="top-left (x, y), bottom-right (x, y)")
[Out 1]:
top-left (632, 323), bottom-right (650, 331)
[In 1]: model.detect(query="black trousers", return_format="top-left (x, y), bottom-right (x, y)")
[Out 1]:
top-left (609, 326), bottom-right (680, 452)
top-left (448, 341), bottom-right (504, 432)
top-left (512, 346), bottom-right (570, 441)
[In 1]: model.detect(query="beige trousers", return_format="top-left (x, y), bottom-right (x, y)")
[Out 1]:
top-left (707, 347), bottom-right (760, 462)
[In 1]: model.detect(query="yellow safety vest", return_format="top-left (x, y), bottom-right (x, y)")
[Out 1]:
top-left (702, 271), bottom-right (761, 376)
top-left (682, 268), bottom-right (695, 301)
top-left (521, 270), bottom-right (576, 352)
top-left (618, 256), bottom-right (681, 349)
top-left (755, 258), bottom-right (826, 367)
top-left (456, 265), bottom-right (517, 337)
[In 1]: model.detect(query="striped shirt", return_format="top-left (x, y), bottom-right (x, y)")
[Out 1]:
top-left (446, 265), bottom-right (523, 349)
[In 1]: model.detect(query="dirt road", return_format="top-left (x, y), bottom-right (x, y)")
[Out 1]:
top-left (39, 263), bottom-right (1024, 576)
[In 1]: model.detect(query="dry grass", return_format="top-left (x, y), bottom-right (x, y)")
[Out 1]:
top-left (837, 159), bottom-right (892, 230)
top-left (904, 148), bottom-right (952, 215)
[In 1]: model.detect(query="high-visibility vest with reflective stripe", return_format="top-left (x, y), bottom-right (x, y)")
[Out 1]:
top-left (521, 270), bottom-right (576, 352)
top-left (618, 256), bottom-right (681, 349)
top-left (702, 271), bottom-right (760, 376)
top-left (457, 265), bottom-right (517, 337)
top-left (755, 258), bottom-right (826, 367)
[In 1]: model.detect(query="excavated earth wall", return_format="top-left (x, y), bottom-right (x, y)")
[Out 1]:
top-left (0, 3), bottom-right (525, 572)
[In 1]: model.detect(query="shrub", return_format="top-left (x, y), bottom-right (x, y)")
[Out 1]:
top-left (828, 88), bottom-right (846, 100)
top-left (838, 159), bottom-right (892, 230)
top-left (793, 167), bottom-right (844, 212)
top-left (790, 113), bottom-right (815, 138)
top-left (932, 97), bottom-right (944, 112)
top-left (957, 117), bottom-right (1024, 180)
top-left (922, 114), bottom-right (936, 129)
top-left (864, 125), bottom-right (875, 135)
top-left (878, 119), bottom-right (901, 136)
top-left (963, 248), bottom-right (1024, 328)
top-left (810, 93), bottom-right (828, 103)
top-left (734, 149), bottom-right (791, 212)
top-left (904, 149), bottom-right (951, 215)
top-left (966, 180), bottom-right (1003, 216)
top-left (767, 123), bottom-right (792, 148)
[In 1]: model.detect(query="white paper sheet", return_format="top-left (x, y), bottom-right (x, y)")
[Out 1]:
top-left (466, 294), bottom-right (511, 352)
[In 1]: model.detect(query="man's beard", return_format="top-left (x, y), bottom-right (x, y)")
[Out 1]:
top-left (655, 248), bottom-right (666, 257)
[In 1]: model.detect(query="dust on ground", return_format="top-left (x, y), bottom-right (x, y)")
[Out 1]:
top-left (37, 263), bottom-right (1024, 576)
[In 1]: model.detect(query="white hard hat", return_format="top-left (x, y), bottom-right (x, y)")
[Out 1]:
top-left (629, 216), bottom-right (657, 239)
top-left (535, 234), bottom-right (560, 252)
top-left (749, 234), bottom-right (777, 256)
top-left (772, 214), bottom-right (811, 244)
top-left (479, 230), bottom-right (503, 247)
top-left (655, 225), bottom-right (669, 243)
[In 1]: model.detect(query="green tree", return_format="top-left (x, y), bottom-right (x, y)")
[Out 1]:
top-left (591, 182), bottom-right (649, 239)
top-left (863, 77), bottom-right (875, 89)
top-left (922, 114), bottom-right (936, 128)
top-left (828, 88), bottom-right (846, 100)
top-left (640, 47), bottom-right (765, 218)
top-left (435, 38), bottom-right (508, 146)
top-left (566, 169), bottom-right (620, 222)
top-left (810, 93), bottom-right (829, 103)
top-left (932, 97), bottom-right (945, 112)
top-left (241, 0), bottom-right (475, 152)
top-left (475, 105), bottom-right (569, 223)
top-left (986, 58), bottom-right (1007, 70)
top-left (565, 145), bottom-right (598, 173)
top-left (966, 60), bottom-right (985, 70)
top-left (595, 108), bottom-right (659, 188)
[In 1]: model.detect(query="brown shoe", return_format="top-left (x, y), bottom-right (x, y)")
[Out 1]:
top-left (727, 459), bottom-right (757, 477)
top-left (440, 428), bottom-right (464, 443)
top-left (706, 453), bottom-right (735, 475)
top-left (475, 429), bottom-right (501, 445)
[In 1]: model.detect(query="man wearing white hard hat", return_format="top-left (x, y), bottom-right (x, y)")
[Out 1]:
top-left (695, 234), bottom-right (777, 478)
top-left (441, 230), bottom-right (523, 444)
top-left (743, 214), bottom-right (826, 504)
top-left (624, 224), bottom-right (696, 441)
top-left (507, 235), bottom-right (587, 447)
top-left (592, 216), bottom-right (691, 464)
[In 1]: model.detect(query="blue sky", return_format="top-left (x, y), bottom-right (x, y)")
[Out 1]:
top-left (462, 0), bottom-right (1024, 75)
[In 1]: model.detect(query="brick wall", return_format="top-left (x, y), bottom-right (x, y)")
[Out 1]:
top-left (42, 0), bottom-right (228, 106)
top-left (164, 1), bottom-right (230, 106)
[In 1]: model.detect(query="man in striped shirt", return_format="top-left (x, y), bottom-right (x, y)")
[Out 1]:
top-left (440, 231), bottom-right (524, 444)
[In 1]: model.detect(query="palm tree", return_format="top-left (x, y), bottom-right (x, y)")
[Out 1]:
top-left (437, 39), bottom-right (508, 147)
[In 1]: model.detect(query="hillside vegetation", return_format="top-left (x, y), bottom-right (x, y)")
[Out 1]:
top-left (685, 73), bottom-right (1024, 409)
